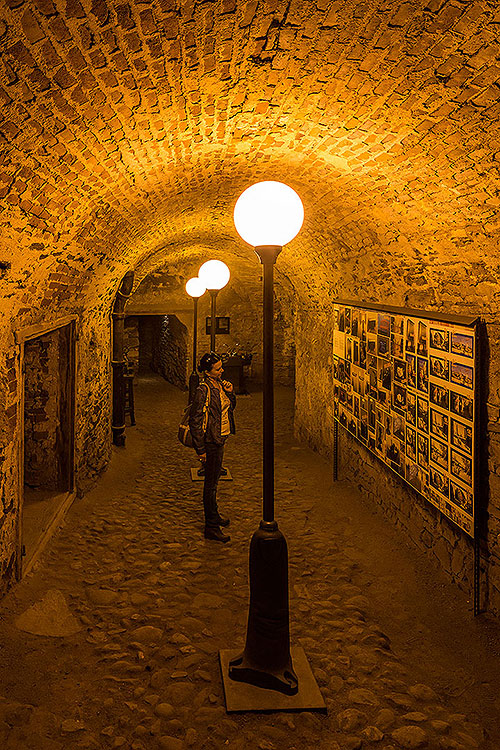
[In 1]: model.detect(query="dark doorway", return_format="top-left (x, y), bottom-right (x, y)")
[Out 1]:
top-left (21, 321), bottom-right (76, 574)
top-left (125, 315), bottom-right (188, 390)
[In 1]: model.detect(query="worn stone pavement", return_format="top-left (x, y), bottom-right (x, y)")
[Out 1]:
top-left (1, 374), bottom-right (500, 750)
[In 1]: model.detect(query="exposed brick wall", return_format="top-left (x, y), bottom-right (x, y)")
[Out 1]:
top-left (0, 0), bottom-right (500, 609)
top-left (128, 260), bottom-right (296, 386)
top-left (136, 314), bottom-right (188, 389)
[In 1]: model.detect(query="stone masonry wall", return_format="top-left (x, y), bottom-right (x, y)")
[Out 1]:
top-left (127, 264), bottom-right (297, 387)
top-left (294, 292), bottom-right (500, 616)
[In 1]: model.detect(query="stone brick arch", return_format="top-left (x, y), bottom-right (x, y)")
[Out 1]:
top-left (1, 0), bottom-right (500, 609)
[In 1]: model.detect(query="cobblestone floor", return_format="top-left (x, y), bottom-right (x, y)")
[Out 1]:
top-left (1, 375), bottom-right (499, 750)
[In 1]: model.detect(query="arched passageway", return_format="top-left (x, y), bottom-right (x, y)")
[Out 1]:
top-left (1, 0), bottom-right (500, 737)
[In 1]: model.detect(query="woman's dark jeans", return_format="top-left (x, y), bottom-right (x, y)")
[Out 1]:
top-left (203, 442), bottom-right (225, 528)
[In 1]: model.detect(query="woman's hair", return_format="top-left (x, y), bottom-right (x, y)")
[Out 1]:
top-left (198, 352), bottom-right (222, 373)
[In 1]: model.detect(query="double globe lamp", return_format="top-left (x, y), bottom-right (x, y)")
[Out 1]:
top-left (185, 260), bottom-right (230, 403)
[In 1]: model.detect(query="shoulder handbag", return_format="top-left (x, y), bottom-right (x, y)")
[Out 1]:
top-left (178, 382), bottom-right (210, 448)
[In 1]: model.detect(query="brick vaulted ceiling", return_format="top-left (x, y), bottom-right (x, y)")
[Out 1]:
top-left (1, 0), bottom-right (499, 318)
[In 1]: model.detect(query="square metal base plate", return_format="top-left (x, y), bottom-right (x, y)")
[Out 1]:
top-left (190, 468), bottom-right (233, 481)
top-left (219, 647), bottom-right (326, 713)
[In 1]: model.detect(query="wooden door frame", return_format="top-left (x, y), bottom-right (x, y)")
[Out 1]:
top-left (14, 316), bottom-right (78, 578)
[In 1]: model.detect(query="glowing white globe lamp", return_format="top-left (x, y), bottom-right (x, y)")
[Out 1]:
top-left (185, 277), bottom-right (206, 298)
top-left (234, 181), bottom-right (304, 248)
top-left (198, 259), bottom-right (230, 291)
top-left (198, 260), bottom-right (230, 351)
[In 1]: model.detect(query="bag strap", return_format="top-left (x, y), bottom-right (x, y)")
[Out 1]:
top-left (202, 381), bottom-right (210, 433)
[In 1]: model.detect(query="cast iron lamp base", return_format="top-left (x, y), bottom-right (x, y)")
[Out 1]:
top-left (220, 523), bottom-right (325, 711)
top-left (228, 520), bottom-right (297, 693)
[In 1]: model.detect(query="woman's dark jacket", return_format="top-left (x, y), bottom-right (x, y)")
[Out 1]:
top-left (189, 377), bottom-right (236, 455)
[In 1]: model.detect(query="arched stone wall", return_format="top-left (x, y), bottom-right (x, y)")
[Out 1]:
top-left (0, 0), bottom-right (499, 608)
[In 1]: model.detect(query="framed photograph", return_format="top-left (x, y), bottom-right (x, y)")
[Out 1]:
top-left (338, 308), bottom-right (345, 332)
top-left (378, 388), bottom-right (389, 408)
top-left (393, 383), bottom-right (407, 413)
top-left (417, 357), bottom-right (429, 393)
top-left (346, 338), bottom-right (353, 362)
top-left (391, 335), bottom-right (404, 358)
top-left (393, 414), bottom-right (405, 441)
top-left (451, 332), bottom-right (474, 359)
top-left (378, 313), bottom-right (391, 337)
top-left (450, 482), bottom-right (473, 515)
top-left (391, 315), bottom-right (404, 336)
top-left (417, 433), bottom-right (429, 468)
top-left (336, 358), bottom-right (350, 384)
top-left (359, 313), bottom-right (367, 341)
top-left (417, 397), bottom-right (429, 432)
top-left (406, 319), bottom-right (416, 353)
top-left (345, 307), bottom-right (351, 333)
top-left (378, 335), bottom-right (390, 358)
top-left (353, 395), bottom-right (360, 418)
top-left (393, 358), bottom-right (406, 384)
top-left (430, 328), bottom-right (450, 352)
top-left (406, 425), bottom-right (416, 461)
top-left (430, 382), bottom-right (449, 410)
top-left (359, 341), bottom-right (367, 369)
top-left (376, 422), bottom-right (385, 454)
top-left (451, 418), bottom-right (472, 455)
top-left (430, 355), bottom-right (449, 381)
top-left (406, 354), bottom-right (416, 388)
top-left (353, 340), bottom-right (360, 366)
top-left (417, 321), bottom-right (428, 356)
top-left (386, 437), bottom-right (401, 465)
top-left (430, 467), bottom-right (449, 498)
top-left (430, 437), bottom-right (448, 470)
top-left (430, 408), bottom-right (448, 440)
top-left (351, 310), bottom-right (359, 338)
top-left (368, 399), bottom-right (376, 431)
top-left (367, 335), bottom-right (377, 354)
top-left (407, 391), bottom-right (416, 425)
top-left (378, 359), bottom-right (391, 389)
top-left (348, 415), bottom-right (357, 436)
top-left (450, 391), bottom-right (473, 422)
top-left (206, 316), bottom-right (230, 334)
top-left (406, 460), bottom-right (421, 491)
top-left (450, 449), bottom-right (472, 486)
top-left (451, 361), bottom-right (474, 390)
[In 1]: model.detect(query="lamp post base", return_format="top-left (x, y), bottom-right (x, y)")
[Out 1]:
top-left (220, 647), bottom-right (326, 713)
top-left (225, 521), bottom-right (297, 693)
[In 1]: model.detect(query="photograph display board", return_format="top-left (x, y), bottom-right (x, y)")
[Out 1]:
top-left (333, 303), bottom-right (477, 537)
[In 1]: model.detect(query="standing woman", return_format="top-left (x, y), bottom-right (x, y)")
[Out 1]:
top-left (189, 352), bottom-right (236, 543)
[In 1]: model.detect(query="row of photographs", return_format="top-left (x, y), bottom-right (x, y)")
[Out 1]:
top-left (335, 400), bottom-right (474, 537)
top-left (333, 307), bottom-right (476, 538)
top-left (334, 388), bottom-right (473, 488)
top-left (336, 356), bottom-right (474, 424)
top-left (336, 308), bottom-right (474, 361)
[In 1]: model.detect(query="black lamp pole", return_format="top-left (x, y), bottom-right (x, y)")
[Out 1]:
top-left (188, 295), bottom-right (200, 404)
top-left (228, 244), bottom-right (298, 695)
top-left (209, 288), bottom-right (219, 352)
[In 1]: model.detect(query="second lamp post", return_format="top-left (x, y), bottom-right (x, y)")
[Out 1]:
top-left (198, 259), bottom-right (230, 353)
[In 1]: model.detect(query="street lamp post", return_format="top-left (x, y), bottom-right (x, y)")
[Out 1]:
top-left (225, 181), bottom-right (305, 698)
top-left (185, 277), bottom-right (207, 404)
top-left (198, 260), bottom-right (230, 354)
